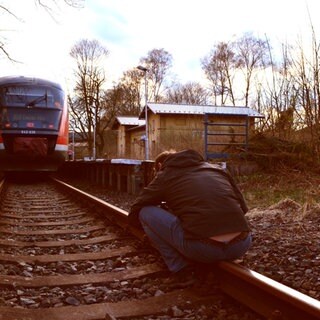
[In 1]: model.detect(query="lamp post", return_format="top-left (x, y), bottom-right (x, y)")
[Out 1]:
top-left (92, 104), bottom-right (96, 161)
top-left (72, 128), bottom-right (75, 161)
top-left (137, 65), bottom-right (149, 160)
top-left (69, 114), bottom-right (76, 161)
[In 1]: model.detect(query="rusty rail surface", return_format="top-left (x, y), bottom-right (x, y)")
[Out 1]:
top-left (53, 178), bottom-right (320, 320)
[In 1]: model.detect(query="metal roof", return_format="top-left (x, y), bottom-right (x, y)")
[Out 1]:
top-left (113, 116), bottom-right (145, 127)
top-left (139, 103), bottom-right (264, 119)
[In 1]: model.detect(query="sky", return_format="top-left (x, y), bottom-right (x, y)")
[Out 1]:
top-left (1, 0), bottom-right (320, 91)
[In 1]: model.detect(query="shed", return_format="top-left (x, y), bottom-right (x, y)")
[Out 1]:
top-left (139, 103), bottom-right (264, 159)
top-left (111, 116), bottom-right (145, 158)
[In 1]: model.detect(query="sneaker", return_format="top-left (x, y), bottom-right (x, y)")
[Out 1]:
top-left (165, 265), bottom-right (197, 288)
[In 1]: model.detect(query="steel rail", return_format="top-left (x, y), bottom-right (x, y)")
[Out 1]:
top-left (52, 178), bottom-right (320, 320)
top-left (218, 261), bottom-right (320, 319)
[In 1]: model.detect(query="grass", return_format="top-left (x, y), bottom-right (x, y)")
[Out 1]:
top-left (235, 169), bottom-right (320, 209)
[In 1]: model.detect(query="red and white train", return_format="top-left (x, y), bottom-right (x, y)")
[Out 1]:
top-left (0, 76), bottom-right (69, 171)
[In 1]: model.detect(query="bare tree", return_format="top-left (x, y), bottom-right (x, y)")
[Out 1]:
top-left (33, 0), bottom-right (84, 20)
top-left (235, 33), bottom-right (270, 106)
top-left (256, 41), bottom-right (298, 138)
top-left (116, 69), bottom-right (143, 115)
top-left (69, 39), bottom-right (109, 157)
top-left (202, 41), bottom-right (238, 105)
top-left (0, 0), bottom-right (83, 59)
top-left (139, 48), bottom-right (173, 102)
top-left (95, 68), bottom-right (143, 135)
top-left (163, 82), bottom-right (209, 105)
top-left (37, 0), bottom-right (84, 9)
top-left (291, 34), bottom-right (320, 156)
top-left (0, 4), bottom-right (20, 60)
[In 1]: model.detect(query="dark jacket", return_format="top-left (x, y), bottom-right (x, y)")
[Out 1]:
top-left (129, 149), bottom-right (250, 239)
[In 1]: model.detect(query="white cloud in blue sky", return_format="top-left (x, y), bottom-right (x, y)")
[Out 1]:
top-left (1, 0), bottom-right (320, 89)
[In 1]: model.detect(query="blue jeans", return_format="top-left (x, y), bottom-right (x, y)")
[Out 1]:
top-left (139, 206), bottom-right (252, 272)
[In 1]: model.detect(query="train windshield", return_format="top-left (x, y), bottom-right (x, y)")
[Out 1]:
top-left (0, 85), bottom-right (64, 109)
top-left (0, 85), bottom-right (64, 131)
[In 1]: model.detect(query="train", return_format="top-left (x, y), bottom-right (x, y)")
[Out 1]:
top-left (0, 76), bottom-right (69, 172)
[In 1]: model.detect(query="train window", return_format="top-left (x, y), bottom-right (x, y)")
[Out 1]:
top-left (0, 85), bottom-right (64, 109)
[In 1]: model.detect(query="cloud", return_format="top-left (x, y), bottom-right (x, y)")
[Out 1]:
top-left (1, 0), bottom-right (320, 89)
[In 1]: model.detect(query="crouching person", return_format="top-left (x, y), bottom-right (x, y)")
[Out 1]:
top-left (128, 149), bottom-right (251, 274)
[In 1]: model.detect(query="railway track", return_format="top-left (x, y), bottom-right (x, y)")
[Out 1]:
top-left (0, 177), bottom-right (318, 320)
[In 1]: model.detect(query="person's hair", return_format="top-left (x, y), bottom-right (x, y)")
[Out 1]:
top-left (154, 149), bottom-right (176, 172)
